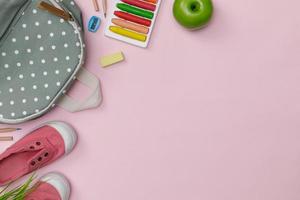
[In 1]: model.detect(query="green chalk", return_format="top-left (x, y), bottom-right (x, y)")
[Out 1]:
top-left (117, 3), bottom-right (154, 19)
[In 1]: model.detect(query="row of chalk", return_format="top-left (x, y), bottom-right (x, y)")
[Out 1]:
top-left (105, 0), bottom-right (161, 47)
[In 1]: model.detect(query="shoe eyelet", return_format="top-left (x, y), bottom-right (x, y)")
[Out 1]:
top-left (30, 161), bottom-right (35, 166)
top-left (36, 142), bottom-right (41, 146)
top-left (29, 146), bottom-right (35, 150)
top-left (44, 152), bottom-right (49, 157)
top-left (38, 157), bottom-right (42, 161)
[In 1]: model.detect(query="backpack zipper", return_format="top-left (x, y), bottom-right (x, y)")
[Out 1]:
top-left (0, 0), bottom-right (31, 47)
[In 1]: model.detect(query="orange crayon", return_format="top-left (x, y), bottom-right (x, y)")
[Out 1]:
top-left (142, 0), bottom-right (157, 4)
top-left (112, 18), bottom-right (149, 34)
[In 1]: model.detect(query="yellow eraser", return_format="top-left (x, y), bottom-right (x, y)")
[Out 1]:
top-left (100, 51), bottom-right (125, 68)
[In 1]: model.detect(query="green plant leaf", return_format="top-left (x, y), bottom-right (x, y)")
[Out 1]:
top-left (0, 174), bottom-right (36, 200)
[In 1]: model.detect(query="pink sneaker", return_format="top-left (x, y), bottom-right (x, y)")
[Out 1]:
top-left (25, 172), bottom-right (71, 200)
top-left (0, 122), bottom-right (77, 186)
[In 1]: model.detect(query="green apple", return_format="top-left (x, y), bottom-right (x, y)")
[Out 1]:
top-left (173, 0), bottom-right (213, 30)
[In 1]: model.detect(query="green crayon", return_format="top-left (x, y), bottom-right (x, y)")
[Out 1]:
top-left (117, 3), bottom-right (154, 19)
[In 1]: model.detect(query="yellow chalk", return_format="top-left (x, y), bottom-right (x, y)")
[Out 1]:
top-left (100, 51), bottom-right (125, 68)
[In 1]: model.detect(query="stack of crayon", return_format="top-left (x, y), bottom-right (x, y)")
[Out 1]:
top-left (105, 0), bottom-right (161, 48)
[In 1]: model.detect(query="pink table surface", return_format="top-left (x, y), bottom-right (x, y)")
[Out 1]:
top-left (1, 0), bottom-right (300, 199)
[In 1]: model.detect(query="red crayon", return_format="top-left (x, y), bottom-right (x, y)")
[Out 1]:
top-left (121, 0), bottom-right (156, 11)
top-left (114, 11), bottom-right (152, 27)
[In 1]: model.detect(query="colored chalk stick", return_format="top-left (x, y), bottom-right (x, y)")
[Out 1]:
top-left (101, 51), bottom-right (125, 68)
top-left (114, 11), bottom-right (151, 27)
top-left (112, 18), bottom-right (149, 34)
top-left (109, 26), bottom-right (147, 42)
top-left (121, 0), bottom-right (156, 11)
top-left (117, 3), bottom-right (154, 19)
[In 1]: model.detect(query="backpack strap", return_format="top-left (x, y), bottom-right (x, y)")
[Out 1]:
top-left (57, 68), bottom-right (102, 112)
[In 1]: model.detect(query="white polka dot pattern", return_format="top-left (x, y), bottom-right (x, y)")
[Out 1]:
top-left (0, 0), bottom-right (84, 121)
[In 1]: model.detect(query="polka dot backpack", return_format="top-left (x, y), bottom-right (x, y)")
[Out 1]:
top-left (0, 0), bottom-right (102, 124)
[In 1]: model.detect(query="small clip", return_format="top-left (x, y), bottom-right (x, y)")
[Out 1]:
top-left (88, 16), bottom-right (101, 32)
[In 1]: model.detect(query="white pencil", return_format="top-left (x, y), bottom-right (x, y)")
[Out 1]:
top-left (0, 136), bottom-right (13, 141)
top-left (92, 0), bottom-right (100, 12)
top-left (102, 0), bottom-right (107, 18)
top-left (0, 128), bottom-right (21, 133)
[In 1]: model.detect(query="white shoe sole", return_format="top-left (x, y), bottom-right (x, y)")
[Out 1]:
top-left (40, 172), bottom-right (71, 200)
top-left (47, 121), bottom-right (77, 155)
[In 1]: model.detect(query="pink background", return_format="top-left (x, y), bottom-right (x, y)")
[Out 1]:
top-left (1, 0), bottom-right (300, 199)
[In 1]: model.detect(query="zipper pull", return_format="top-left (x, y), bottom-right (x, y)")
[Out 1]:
top-left (37, 1), bottom-right (73, 21)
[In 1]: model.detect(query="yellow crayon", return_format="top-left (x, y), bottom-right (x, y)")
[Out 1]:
top-left (109, 26), bottom-right (147, 42)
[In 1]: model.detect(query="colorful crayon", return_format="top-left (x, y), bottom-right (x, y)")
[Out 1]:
top-left (121, 0), bottom-right (156, 11)
top-left (109, 26), bottom-right (147, 42)
top-left (105, 0), bottom-right (160, 47)
top-left (117, 3), bottom-right (154, 19)
top-left (142, 0), bottom-right (157, 4)
top-left (112, 18), bottom-right (149, 34)
top-left (114, 11), bottom-right (152, 27)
